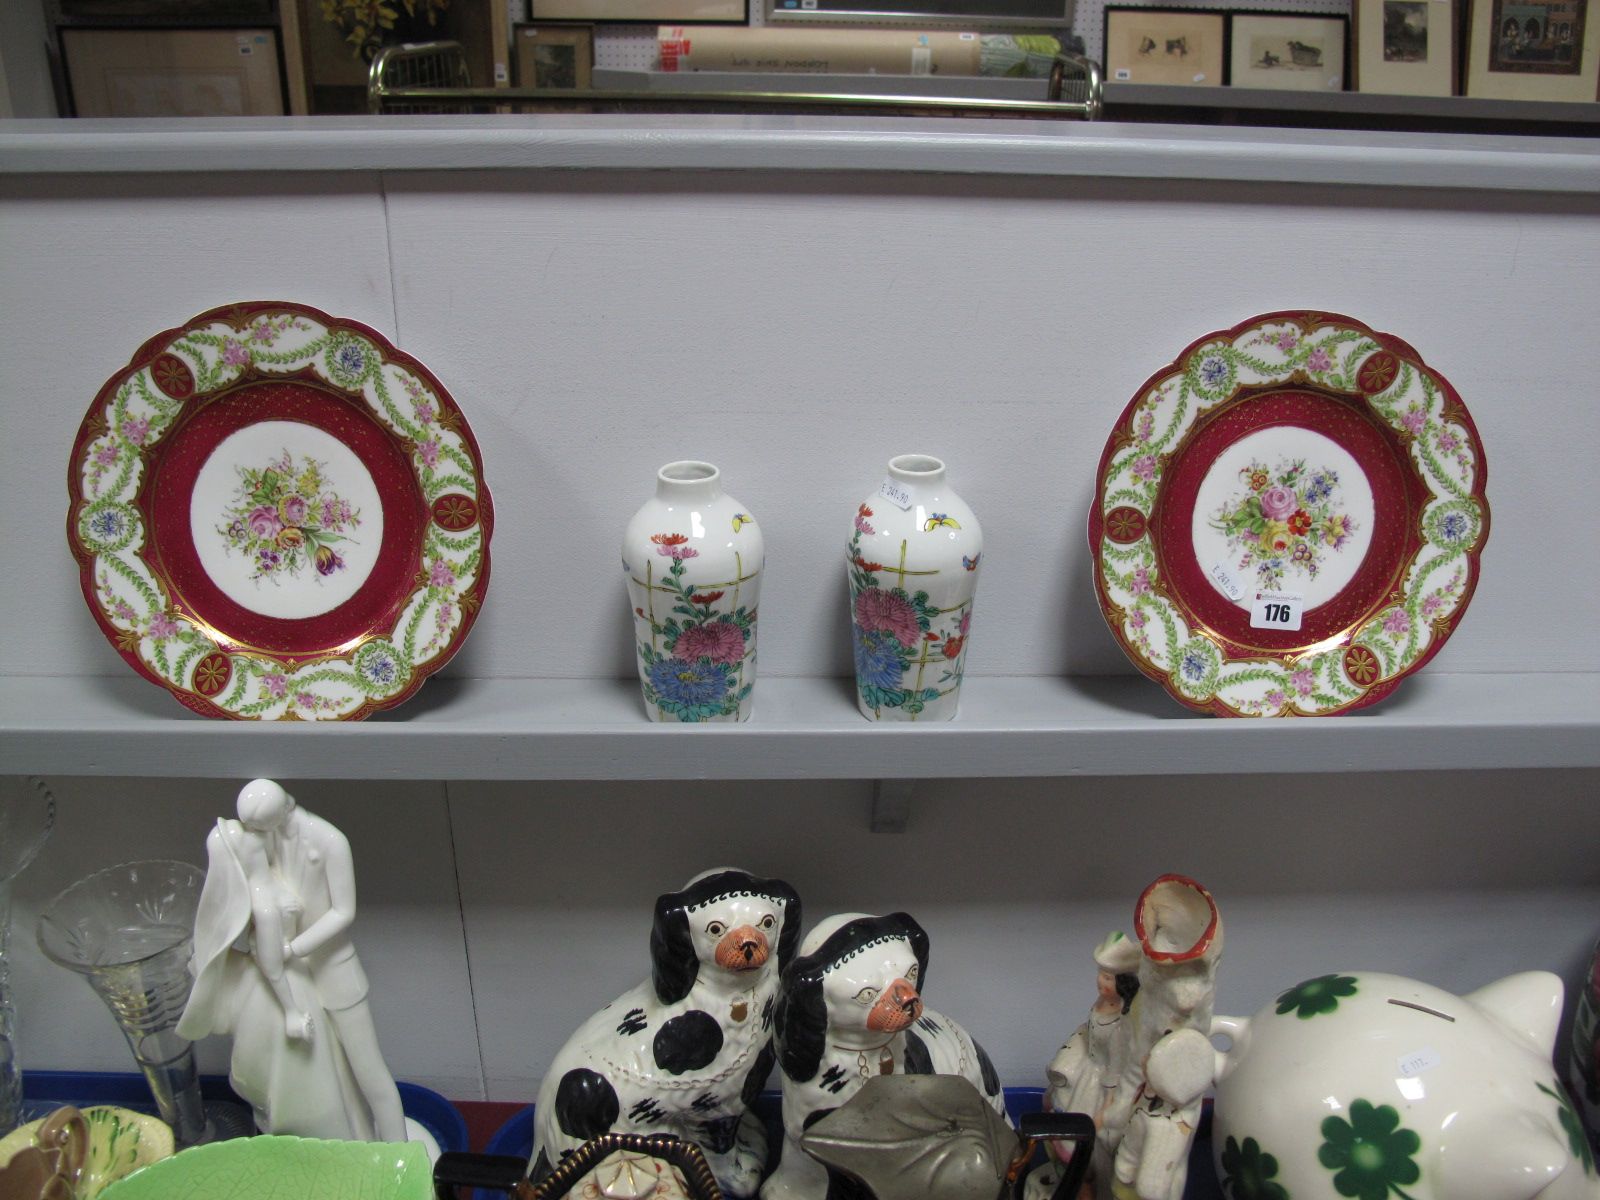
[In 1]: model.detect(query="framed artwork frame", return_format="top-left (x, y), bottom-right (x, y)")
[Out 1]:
top-left (1354, 0), bottom-right (1457, 94)
top-left (1103, 7), bottom-right (1229, 86)
top-left (513, 24), bottom-right (595, 89)
top-left (1464, 0), bottom-right (1599, 98)
top-left (1228, 11), bottom-right (1349, 90)
top-left (529, 0), bottom-right (746, 23)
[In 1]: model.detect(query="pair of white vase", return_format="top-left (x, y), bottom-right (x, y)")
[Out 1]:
top-left (622, 455), bottom-right (983, 724)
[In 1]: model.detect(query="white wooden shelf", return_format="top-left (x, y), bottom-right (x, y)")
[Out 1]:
top-left (2, 672), bottom-right (1594, 781)
top-left (2, 115), bottom-right (1598, 192)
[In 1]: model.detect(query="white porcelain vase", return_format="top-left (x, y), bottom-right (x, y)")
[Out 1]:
top-left (847, 455), bottom-right (982, 722)
top-left (624, 462), bottom-right (764, 723)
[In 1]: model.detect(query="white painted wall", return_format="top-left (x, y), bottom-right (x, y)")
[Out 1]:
top-left (2, 168), bottom-right (1598, 684)
top-left (1, 141), bottom-right (1596, 1109)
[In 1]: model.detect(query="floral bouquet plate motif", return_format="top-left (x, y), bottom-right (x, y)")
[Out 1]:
top-left (67, 301), bottom-right (493, 720)
top-left (1089, 311), bottom-right (1488, 717)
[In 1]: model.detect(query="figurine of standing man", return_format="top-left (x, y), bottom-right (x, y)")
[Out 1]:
top-left (178, 779), bottom-right (407, 1142)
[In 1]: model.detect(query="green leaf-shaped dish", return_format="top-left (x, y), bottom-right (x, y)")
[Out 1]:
top-left (98, 1136), bottom-right (432, 1200)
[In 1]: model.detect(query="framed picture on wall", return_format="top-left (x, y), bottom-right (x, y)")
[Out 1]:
top-left (1103, 7), bottom-right (1229, 86)
top-left (514, 24), bottom-right (595, 89)
top-left (1354, 0), bottom-right (1457, 94)
top-left (1463, 0), bottom-right (1599, 98)
top-left (1228, 12), bottom-right (1349, 90)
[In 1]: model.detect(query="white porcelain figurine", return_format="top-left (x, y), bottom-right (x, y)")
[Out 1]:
top-left (847, 455), bottom-right (982, 722)
top-left (762, 911), bottom-right (1008, 1200)
top-left (530, 869), bottom-right (802, 1199)
top-left (623, 462), bottom-right (764, 723)
top-left (1045, 931), bottom-right (1143, 1130)
top-left (1110, 1028), bottom-right (1212, 1200)
top-left (1212, 970), bottom-right (1600, 1200)
top-left (177, 779), bottom-right (406, 1143)
top-left (1032, 876), bottom-right (1223, 1200)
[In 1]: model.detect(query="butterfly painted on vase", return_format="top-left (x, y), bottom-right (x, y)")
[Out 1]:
top-left (962, 553), bottom-right (981, 572)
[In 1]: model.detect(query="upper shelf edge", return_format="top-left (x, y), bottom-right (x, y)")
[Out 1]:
top-left (2, 116), bottom-right (1598, 193)
top-left (1, 672), bottom-right (1595, 781)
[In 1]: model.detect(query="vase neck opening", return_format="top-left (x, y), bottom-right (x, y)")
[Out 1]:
top-left (656, 461), bottom-right (723, 505)
top-left (887, 454), bottom-right (947, 487)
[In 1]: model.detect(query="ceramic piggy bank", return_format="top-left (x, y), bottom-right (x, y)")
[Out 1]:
top-left (1211, 970), bottom-right (1599, 1200)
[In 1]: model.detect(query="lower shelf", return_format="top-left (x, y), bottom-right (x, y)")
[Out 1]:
top-left (1, 671), bottom-right (1595, 781)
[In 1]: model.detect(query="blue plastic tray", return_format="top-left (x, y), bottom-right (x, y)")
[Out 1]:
top-left (20, 1069), bottom-right (468, 1155)
top-left (477, 1087), bottom-right (1223, 1200)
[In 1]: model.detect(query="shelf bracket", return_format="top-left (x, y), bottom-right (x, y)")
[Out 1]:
top-left (870, 779), bottom-right (914, 834)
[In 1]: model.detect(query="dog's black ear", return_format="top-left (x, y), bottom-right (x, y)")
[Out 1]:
top-left (891, 912), bottom-right (931, 994)
top-left (774, 962), bottom-right (827, 1084)
top-left (769, 879), bottom-right (802, 972)
top-left (650, 887), bottom-right (698, 1005)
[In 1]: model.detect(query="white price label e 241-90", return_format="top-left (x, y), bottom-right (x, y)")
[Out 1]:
top-left (1250, 590), bottom-right (1304, 631)
top-left (878, 478), bottom-right (914, 510)
top-left (1209, 562), bottom-right (1246, 602)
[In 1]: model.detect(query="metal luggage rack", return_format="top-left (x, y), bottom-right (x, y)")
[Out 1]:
top-left (369, 40), bottom-right (1102, 120)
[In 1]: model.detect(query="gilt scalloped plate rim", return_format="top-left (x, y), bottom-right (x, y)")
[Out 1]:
top-left (1088, 309), bottom-right (1490, 718)
top-left (66, 300), bottom-right (494, 721)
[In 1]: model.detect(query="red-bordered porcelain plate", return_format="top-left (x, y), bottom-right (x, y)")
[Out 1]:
top-left (1089, 311), bottom-right (1488, 717)
top-left (67, 302), bottom-right (492, 720)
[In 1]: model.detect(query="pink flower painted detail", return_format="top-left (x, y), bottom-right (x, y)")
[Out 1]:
top-left (675, 619), bottom-right (746, 665)
top-left (1383, 609), bottom-right (1410, 636)
top-left (1401, 408), bottom-right (1427, 435)
top-left (1132, 455), bottom-right (1158, 482)
top-left (1276, 330), bottom-right (1298, 351)
top-left (264, 672), bottom-right (287, 699)
top-left (148, 613), bottom-right (179, 640)
top-left (95, 445), bottom-right (119, 466)
top-left (854, 589), bottom-right (921, 648)
top-left (247, 505), bottom-right (283, 539)
top-left (122, 416), bottom-right (150, 446)
top-left (1306, 347), bottom-right (1333, 372)
top-left (222, 338), bottom-right (250, 366)
top-left (1130, 567), bottom-right (1152, 596)
top-left (429, 560), bottom-right (456, 588)
top-left (1291, 668), bottom-right (1314, 696)
top-left (1437, 429), bottom-right (1460, 453)
top-left (418, 439), bottom-right (440, 469)
top-left (1259, 486), bottom-right (1298, 520)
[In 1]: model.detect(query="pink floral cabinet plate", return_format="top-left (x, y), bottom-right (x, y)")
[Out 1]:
top-left (67, 302), bottom-right (493, 720)
top-left (1089, 311), bottom-right (1489, 717)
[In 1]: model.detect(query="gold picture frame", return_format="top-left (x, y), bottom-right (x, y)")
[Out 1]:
top-left (1464, 0), bottom-right (1599, 98)
top-left (513, 24), bottom-right (595, 90)
top-left (1103, 7), bottom-right (1228, 86)
top-left (1354, 0), bottom-right (1457, 94)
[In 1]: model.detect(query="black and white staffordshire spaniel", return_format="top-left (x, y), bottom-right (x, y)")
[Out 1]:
top-left (761, 911), bottom-right (1007, 1200)
top-left (531, 868), bottom-right (801, 1198)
